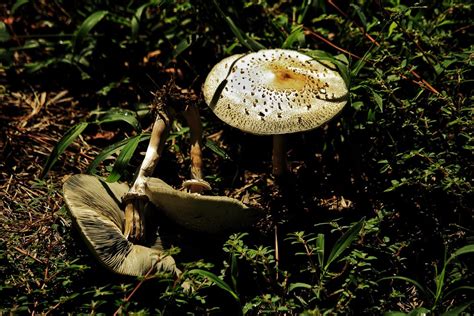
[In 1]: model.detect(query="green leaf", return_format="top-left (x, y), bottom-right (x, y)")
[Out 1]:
top-left (171, 36), bottom-right (193, 60)
top-left (303, 50), bottom-right (350, 88)
top-left (444, 286), bottom-right (474, 299)
top-left (388, 21), bottom-right (397, 37)
top-left (351, 50), bottom-right (372, 78)
top-left (230, 254), bottom-right (238, 293)
top-left (288, 282), bottom-right (312, 292)
top-left (372, 90), bottom-right (383, 112)
top-left (324, 218), bottom-right (364, 270)
top-left (0, 22), bottom-right (10, 42)
top-left (205, 139), bottom-right (231, 160)
top-left (350, 4), bottom-right (367, 29)
top-left (441, 300), bottom-right (474, 316)
top-left (12, 0), bottom-right (29, 14)
top-left (95, 108), bottom-right (141, 131)
top-left (316, 233), bottom-right (325, 267)
top-left (131, 0), bottom-right (163, 40)
top-left (106, 134), bottom-right (143, 182)
top-left (188, 269), bottom-right (240, 302)
top-left (378, 276), bottom-right (432, 298)
top-left (407, 308), bottom-right (431, 316)
top-left (41, 122), bottom-right (89, 178)
top-left (73, 10), bottom-right (108, 53)
top-left (297, 0), bottom-right (312, 24)
top-left (447, 244), bottom-right (474, 264)
top-left (352, 101), bottom-right (364, 111)
top-left (282, 25), bottom-right (305, 49)
top-left (86, 134), bottom-right (151, 174)
top-left (212, 0), bottom-right (265, 51)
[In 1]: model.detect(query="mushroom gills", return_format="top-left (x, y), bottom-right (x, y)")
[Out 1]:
top-left (63, 174), bottom-right (178, 276)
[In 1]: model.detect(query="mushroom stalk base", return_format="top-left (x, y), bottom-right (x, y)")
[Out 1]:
top-left (272, 134), bottom-right (288, 178)
top-left (123, 110), bottom-right (172, 241)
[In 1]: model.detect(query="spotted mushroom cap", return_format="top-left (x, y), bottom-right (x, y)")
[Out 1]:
top-left (63, 174), bottom-right (178, 276)
top-left (203, 49), bottom-right (348, 135)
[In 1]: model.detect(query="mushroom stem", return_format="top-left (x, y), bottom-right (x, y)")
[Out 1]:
top-left (138, 110), bottom-right (172, 179)
top-left (272, 134), bottom-right (288, 177)
top-left (182, 105), bottom-right (211, 194)
top-left (124, 109), bottom-right (172, 241)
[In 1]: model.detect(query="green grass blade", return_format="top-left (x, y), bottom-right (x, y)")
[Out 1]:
top-left (86, 134), bottom-right (150, 174)
top-left (316, 233), bottom-right (325, 267)
top-left (297, 0), bottom-right (312, 24)
top-left (230, 254), bottom-right (238, 293)
top-left (172, 36), bottom-right (193, 59)
top-left (188, 269), bottom-right (240, 302)
top-left (11, 0), bottom-right (30, 14)
top-left (444, 286), bottom-right (474, 299)
top-left (378, 276), bottom-right (432, 298)
top-left (205, 139), bottom-right (231, 160)
top-left (349, 4), bottom-right (368, 30)
top-left (41, 122), bottom-right (89, 178)
top-left (441, 300), bottom-right (474, 316)
top-left (106, 134), bottom-right (143, 183)
top-left (303, 49), bottom-right (351, 88)
top-left (447, 244), bottom-right (474, 264)
top-left (0, 22), bottom-right (10, 42)
top-left (384, 308), bottom-right (430, 316)
top-left (73, 10), bottom-right (108, 52)
top-left (95, 108), bottom-right (142, 131)
top-left (281, 25), bottom-right (305, 49)
top-left (288, 282), bottom-right (312, 292)
top-left (131, 0), bottom-right (163, 40)
top-left (350, 47), bottom-right (375, 78)
top-left (212, 0), bottom-right (265, 51)
top-left (324, 218), bottom-right (364, 270)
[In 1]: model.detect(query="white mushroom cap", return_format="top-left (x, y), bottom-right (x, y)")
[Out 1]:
top-left (144, 177), bottom-right (262, 233)
top-left (203, 49), bottom-right (348, 135)
top-left (63, 174), bottom-right (178, 276)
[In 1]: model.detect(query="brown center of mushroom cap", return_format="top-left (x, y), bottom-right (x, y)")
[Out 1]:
top-left (269, 67), bottom-right (307, 91)
top-left (203, 49), bottom-right (349, 135)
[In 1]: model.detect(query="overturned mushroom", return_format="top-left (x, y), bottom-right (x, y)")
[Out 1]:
top-left (203, 49), bottom-right (348, 177)
top-left (145, 177), bottom-right (261, 233)
top-left (63, 174), bottom-right (178, 276)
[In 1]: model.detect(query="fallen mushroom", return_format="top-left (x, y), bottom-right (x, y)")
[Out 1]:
top-left (203, 49), bottom-right (349, 177)
top-left (144, 177), bottom-right (262, 233)
top-left (63, 174), bottom-right (179, 276)
top-left (123, 88), bottom-right (211, 242)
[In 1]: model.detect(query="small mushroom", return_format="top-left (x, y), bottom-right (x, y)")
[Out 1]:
top-left (144, 177), bottom-right (262, 233)
top-left (63, 174), bottom-right (179, 276)
top-left (203, 49), bottom-right (348, 177)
